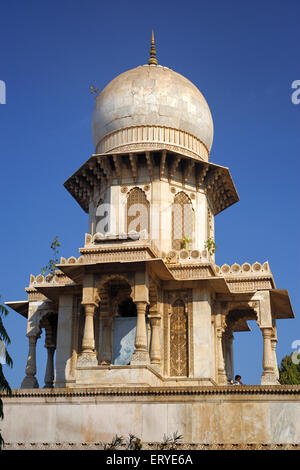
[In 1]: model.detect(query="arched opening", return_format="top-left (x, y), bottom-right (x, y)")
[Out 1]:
top-left (99, 276), bottom-right (137, 366)
top-left (172, 192), bottom-right (194, 250)
top-left (225, 308), bottom-right (262, 385)
top-left (118, 298), bottom-right (137, 317)
top-left (232, 321), bottom-right (263, 385)
top-left (126, 187), bottom-right (150, 238)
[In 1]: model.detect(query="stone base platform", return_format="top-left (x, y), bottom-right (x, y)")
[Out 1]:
top-left (2, 385), bottom-right (300, 449)
top-left (73, 365), bottom-right (215, 388)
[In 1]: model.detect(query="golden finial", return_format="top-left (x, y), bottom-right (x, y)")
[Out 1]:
top-left (148, 30), bottom-right (158, 65)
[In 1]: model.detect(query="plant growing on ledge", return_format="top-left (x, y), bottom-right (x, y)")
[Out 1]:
top-left (41, 236), bottom-right (61, 277)
top-left (205, 237), bottom-right (217, 256)
top-left (181, 235), bottom-right (192, 250)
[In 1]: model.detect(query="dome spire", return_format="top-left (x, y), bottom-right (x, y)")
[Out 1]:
top-left (148, 30), bottom-right (158, 65)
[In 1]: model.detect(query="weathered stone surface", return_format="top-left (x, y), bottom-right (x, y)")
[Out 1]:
top-left (2, 387), bottom-right (300, 447)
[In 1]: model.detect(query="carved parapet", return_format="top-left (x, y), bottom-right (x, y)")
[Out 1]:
top-left (28, 270), bottom-right (75, 287)
top-left (81, 247), bottom-right (153, 264)
top-left (59, 256), bottom-right (84, 266)
top-left (215, 261), bottom-right (271, 276)
top-left (25, 287), bottom-right (49, 302)
top-left (214, 262), bottom-right (275, 293)
top-left (84, 231), bottom-right (142, 246)
top-left (79, 241), bottom-right (160, 264)
top-left (164, 249), bottom-right (212, 265)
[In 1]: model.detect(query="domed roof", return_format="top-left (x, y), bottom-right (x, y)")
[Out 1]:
top-left (92, 64), bottom-right (214, 161)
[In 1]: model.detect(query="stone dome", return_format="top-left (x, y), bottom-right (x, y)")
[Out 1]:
top-left (92, 64), bottom-right (214, 161)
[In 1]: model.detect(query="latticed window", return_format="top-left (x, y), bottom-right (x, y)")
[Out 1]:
top-left (127, 187), bottom-right (150, 236)
top-left (170, 299), bottom-right (188, 377)
top-left (172, 192), bottom-right (194, 250)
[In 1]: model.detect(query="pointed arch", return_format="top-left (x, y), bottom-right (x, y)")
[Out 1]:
top-left (172, 191), bottom-right (194, 250)
top-left (126, 187), bottom-right (150, 237)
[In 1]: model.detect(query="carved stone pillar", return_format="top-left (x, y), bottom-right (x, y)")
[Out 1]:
top-left (78, 303), bottom-right (98, 365)
top-left (44, 346), bottom-right (55, 388)
top-left (216, 327), bottom-right (227, 385)
top-left (271, 330), bottom-right (279, 381)
top-left (41, 313), bottom-right (57, 388)
top-left (21, 335), bottom-right (40, 389)
top-left (149, 314), bottom-right (161, 366)
top-left (261, 327), bottom-right (279, 385)
top-left (131, 301), bottom-right (150, 364)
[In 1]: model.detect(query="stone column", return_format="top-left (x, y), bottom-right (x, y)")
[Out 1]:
top-left (42, 314), bottom-right (57, 388)
top-left (271, 329), bottom-right (279, 381)
top-left (149, 314), bottom-right (161, 366)
top-left (21, 335), bottom-right (39, 389)
top-left (216, 327), bottom-right (227, 385)
top-left (131, 301), bottom-right (150, 365)
top-left (44, 346), bottom-right (55, 388)
top-left (261, 327), bottom-right (279, 385)
top-left (78, 303), bottom-right (98, 365)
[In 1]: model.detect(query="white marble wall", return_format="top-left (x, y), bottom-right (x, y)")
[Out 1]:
top-left (192, 288), bottom-right (213, 379)
top-left (2, 394), bottom-right (300, 445)
top-left (88, 178), bottom-right (211, 256)
top-left (54, 295), bottom-right (74, 388)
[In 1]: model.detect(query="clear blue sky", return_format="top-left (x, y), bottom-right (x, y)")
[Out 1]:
top-left (0, 0), bottom-right (299, 388)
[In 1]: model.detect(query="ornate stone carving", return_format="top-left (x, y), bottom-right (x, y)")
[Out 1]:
top-left (96, 125), bottom-right (209, 162)
top-left (127, 187), bottom-right (150, 236)
top-left (171, 191), bottom-right (194, 250)
top-left (77, 351), bottom-right (98, 366)
top-left (130, 301), bottom-right (150, 365)
top-left (170, 299), bottom-right (188, 377)
top-left (163, 291), bottom-right (192, 378)
top-left (169, 265), bottom-right (213, 279)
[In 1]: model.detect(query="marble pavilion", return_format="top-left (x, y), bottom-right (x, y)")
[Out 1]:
top-left (7, 33), bottom-right (294, 391)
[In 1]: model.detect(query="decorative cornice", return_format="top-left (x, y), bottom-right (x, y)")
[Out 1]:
top-left (27, 270), bottom-right (76, 289)
top-left (164, 249), bottom-right (212, 265)
top-left (64, 149), bottom-right (239, 217)
top-left (95, 125), bottom-right (209, 161)
top-left (168, 263), bottom-right (216, 279)
top-left (215, 261), bottom-right (271, 276)
top-left (2, 384), bottom-right (300, 399)
top-left (214, 261), bottom-right (275, 292)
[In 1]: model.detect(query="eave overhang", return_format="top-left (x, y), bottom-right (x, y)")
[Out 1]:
top-left (270, 289), bottom-right (294, 319)
top-left (64, 148), bottom-right (239, 216)
top-left (5, 301), bottom-right (29, 319)
top-left (33, 284), bottom-right (81, 304)
top-left (56, 258), bottom-right (231, 294)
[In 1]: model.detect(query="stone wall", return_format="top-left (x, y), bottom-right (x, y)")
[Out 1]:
top-left (2, 386), bottom-right (300, 449)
